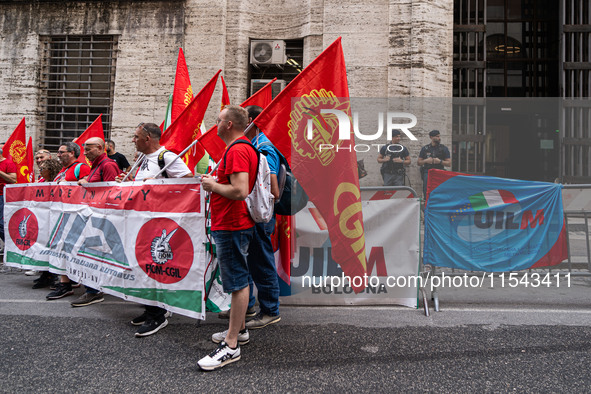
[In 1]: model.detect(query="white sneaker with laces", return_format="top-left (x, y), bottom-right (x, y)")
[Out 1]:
top-left (198, 341), bottom-right (241, 371)
top-left (211, 328), bottom-right (249, 345)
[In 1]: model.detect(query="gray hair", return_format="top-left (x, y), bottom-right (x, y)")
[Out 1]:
top-left (62, 141), bottom-right (80, 157)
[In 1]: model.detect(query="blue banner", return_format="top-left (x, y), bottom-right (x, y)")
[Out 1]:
top-left (424, 170), bottom-right (567, 271)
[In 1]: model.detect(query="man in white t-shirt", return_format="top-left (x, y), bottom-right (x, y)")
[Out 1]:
top-left (120, 122), bottom-right (192, 337)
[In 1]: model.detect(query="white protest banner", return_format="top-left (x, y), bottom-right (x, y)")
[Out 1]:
top-left (4, 179), bottom-right (207, 319)
top-left (285, 198), bottom-right (420, 308)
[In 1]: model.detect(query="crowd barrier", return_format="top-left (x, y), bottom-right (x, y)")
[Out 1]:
top-left (423, 184), bottom-right (591, 314)
top-left (283, 186), bottom-right (423, 309)
top-left (2, 181), bottom-right (425, 314)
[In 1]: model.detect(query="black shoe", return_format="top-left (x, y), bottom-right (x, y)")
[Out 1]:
top-left (130, 311), bottom-right (149, 326)
top-left (131, 310), bottom-right (172, 326)
top-left (46, 283), bottom-right (74, 300)
top-left (70, 292), bottom-right (104, 307)
top-left (32, 275), bottom-right (54, 289)
top-left (135, 318), bottom-right (168, 337)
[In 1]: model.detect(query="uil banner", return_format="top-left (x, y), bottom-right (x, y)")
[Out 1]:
top-left (4, 179), bottom-right (207, 319)
top-left (424, 170), bottom-right (567, 272)
top-left (284, 198), bottom-right (420, 308)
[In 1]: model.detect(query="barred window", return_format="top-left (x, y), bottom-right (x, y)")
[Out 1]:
top-left (39, 35), bottom-right (117, 150)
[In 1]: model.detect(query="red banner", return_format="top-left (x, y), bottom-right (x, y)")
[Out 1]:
top-left (6, 183), bottom-right (201, 213)
top-left (253, 38), bottom-right (368, 291)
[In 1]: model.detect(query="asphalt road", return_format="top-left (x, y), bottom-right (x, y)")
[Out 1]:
top-left (2, 268), bottom-right (591, 393)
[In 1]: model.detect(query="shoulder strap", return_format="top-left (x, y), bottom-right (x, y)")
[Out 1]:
top-left (256, 140), bottom-right (290, 171)
top-left (73, 163), bottom-right (83, 179)
top-left (222, 139), bottom-right (260, 191)
top-left (158, 149), bottom-right (170, 178)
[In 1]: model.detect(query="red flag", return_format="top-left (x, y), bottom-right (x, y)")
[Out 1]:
top-left (243, 77), bottom-right (276, 108)
top-left (73, 115), bottom-right (105, 164)
top-left (272, 215), bottom-right (293, 285)
top-left (24, 137), bottom-right (34, 183)
top-left (171, 48), bottom-right (193, 123)
top-left (3, 117), bottom-right (28, 183)
top-left (161, 69), bottom-right (221, 171)
top-left (198, 78), bottom-right (277, 163)
top-left (253, 37), bottom-right (368, 291)
top-left (221, 76), bottom-right (231, 109)
top-left (197, 126), bottom-right (227, 164)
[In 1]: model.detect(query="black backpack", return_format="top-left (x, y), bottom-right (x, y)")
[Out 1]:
top-left (257, 142), bottom-right (308, 216)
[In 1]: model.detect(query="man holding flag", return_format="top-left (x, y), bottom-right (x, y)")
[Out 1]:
top-left (198, 105), bottom-right (257, 371)
top-left (123, 122), bottom-right (192, 338)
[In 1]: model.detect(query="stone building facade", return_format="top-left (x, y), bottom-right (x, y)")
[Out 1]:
top-left (0, 1), bottom-right (463, 192)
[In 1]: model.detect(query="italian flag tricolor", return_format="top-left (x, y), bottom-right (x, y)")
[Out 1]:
top-left (468, 189), bottom-right (518, 211)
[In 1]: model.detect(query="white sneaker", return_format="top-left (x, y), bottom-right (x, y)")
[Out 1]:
top-left (24, 270), bottom-right (38, 276)
top-left (211, 329), bottom-right (249, 345)
top-left (198, 341), bottom-right (241, 371)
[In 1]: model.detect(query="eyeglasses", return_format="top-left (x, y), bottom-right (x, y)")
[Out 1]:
top-left (137, 122), bottom-right (149, 133)
top-left (57, 150), bottom-right (70, 155)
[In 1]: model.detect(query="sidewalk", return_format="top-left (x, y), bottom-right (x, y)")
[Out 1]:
top-left (3, 264), bottom-right (591, 327)
top-left (2, 265), bottom-right (591, 392)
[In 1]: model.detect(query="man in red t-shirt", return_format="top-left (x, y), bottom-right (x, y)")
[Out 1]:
top-left (199, 105), bottom-right (257, 371)
top-left (53, 142), bottom-right (91, 183)
top-left (0, 143), bottom-right (17, 243)
top-left (69, 137), bottom-right (120, 308)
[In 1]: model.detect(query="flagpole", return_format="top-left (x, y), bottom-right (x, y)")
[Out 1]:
top-left (243, 122), bottom-right (257, 137)
top-left (121, 153), bottom-right (146, 182)
top-left (153, 139), bottom-right (200, 178)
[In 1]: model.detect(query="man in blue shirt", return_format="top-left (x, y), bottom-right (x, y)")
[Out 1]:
top-left (242, 105), bottom-right (281, 329)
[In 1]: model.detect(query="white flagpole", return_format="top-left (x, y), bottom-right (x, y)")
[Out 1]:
top-left (121, 152), bottom-right (146, 182)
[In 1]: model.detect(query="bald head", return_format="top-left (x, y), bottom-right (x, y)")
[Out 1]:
top-left (84, 137), bottom-right (105, 162)
top-left (86, 137), bottom-right (105, 149)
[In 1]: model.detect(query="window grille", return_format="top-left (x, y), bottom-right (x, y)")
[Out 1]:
top-left (39, 35), bottom-right (117, 150)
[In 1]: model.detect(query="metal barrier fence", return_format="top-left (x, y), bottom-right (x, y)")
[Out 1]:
top-left (359, 186), bottom-right (431, 315)
top-left (423, 184), bottom-right (591, 314)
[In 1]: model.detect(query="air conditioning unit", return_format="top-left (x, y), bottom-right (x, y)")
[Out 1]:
top-left (250, 79), bottom-right (286, 99)
top-left (250, 40), bottom-right (286, 65)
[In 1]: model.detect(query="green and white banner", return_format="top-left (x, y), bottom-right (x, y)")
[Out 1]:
top-left (4, 179), bottom-right (208, 319)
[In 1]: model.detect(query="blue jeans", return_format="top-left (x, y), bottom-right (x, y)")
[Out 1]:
top-left (212, 227), bottom-right (254, 293)
top-left (247, 216), bottom-right (280, 316)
